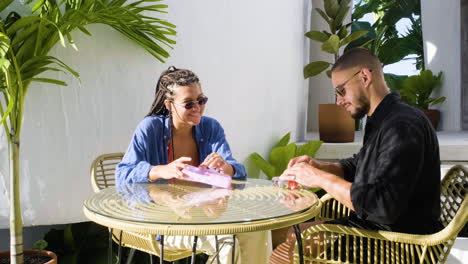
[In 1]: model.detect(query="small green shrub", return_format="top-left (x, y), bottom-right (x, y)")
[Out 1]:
top-left (249, 132), bottom-right (322, 179)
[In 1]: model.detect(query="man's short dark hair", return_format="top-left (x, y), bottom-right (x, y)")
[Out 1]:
top-left (331, 48), bottom-right (382, 74)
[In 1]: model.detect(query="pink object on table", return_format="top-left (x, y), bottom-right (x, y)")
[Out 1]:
top-left (181, 165), bottom-right (232, 189)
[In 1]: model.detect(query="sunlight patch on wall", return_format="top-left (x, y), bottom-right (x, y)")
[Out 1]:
top-left (426, 41), bottom-right (438, 65)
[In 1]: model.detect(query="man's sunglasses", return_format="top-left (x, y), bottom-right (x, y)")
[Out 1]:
top-left (172, 97), bottom-right (208, 110)
top-left (334, 68), bottom-right (372, 97)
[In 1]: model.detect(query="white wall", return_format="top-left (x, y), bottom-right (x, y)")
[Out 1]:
top-left (0, 0), bottom-right (310, 228)
top-left (422, 0), bottom-right (461, 131)
top-left (307, 0), bottom-right (352, 132)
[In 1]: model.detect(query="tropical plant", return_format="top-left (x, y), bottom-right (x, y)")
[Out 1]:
top-left (249, 132), bottom-right (322, 180)
top-left (384, 72), bottom-right (408, 92)
top-left (399, 70), bottom-right (445, 110)
top-left (0, 1), bottom-right (176, 263)
top-left (303, 0), bottom-right (368, 79)
top-left (349, 0), bottom-right (424, 70)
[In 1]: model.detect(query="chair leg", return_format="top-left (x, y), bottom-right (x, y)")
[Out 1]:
top-left (215, 235), bottom-right (221, 264)
top-left (118, 231), bottom-right (123, 264)
top-left (149, 253), bottom-right (153, 264)
top-left (125, 248), bottom-right (136, 264)
top-left (231, 235), bottom-right (236, 264)
top-left (109, 228), bottom-right (113, 264)
top-left (160, 235), bottom-right (165, 264)
top-left (293, 225), bottom-right (304, 264)
top-left (191, 236), bottom-right (198, 264)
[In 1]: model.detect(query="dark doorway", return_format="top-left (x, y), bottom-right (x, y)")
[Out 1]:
top-left (462, 0), bottom-right (468, 130)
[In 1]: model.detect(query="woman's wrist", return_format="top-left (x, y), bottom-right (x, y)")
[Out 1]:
top-left (148, 165), bottom-right (162, 182)
top-left (223, 163), bottom-right (234, 177)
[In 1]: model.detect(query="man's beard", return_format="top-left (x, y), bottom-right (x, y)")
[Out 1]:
top-left (351, 95), bottom-right (370, 119)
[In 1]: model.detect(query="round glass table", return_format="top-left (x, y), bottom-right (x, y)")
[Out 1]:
top-left (83, 178), bottom-right (322, 264)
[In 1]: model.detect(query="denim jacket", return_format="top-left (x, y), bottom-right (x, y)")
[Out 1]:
top-left (116, 115), bottom-right (246, 186)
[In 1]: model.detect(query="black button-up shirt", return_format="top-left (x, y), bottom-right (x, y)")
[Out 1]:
top-left (338, 93), bottom-right (441, 234)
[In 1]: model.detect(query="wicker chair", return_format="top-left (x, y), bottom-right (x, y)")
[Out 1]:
top-left (294, 165), bottom-right (468, 264)
top-left (91, 153), bottom-right (197, 262)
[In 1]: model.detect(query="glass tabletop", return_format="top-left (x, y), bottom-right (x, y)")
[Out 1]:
top-left (83, 178), bottom-right (319, 225)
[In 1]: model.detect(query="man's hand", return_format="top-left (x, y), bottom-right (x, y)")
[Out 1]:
top-left (287, 155), bottom-right (321, 169)
top-left (281, 162), bottom-right (355, 211)
top-left (149, 157), bottom-right (192, 181)
top-left (280, 162), bottom-right (323, 188)
top-left (280, 191), bottom-right (317, 211)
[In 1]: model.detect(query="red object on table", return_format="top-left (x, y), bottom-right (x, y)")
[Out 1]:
top-left (288, 181), bottom-right (298, 190)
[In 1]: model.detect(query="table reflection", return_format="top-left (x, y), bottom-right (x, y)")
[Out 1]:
top-left (85, 178), bottom-right (318, 225)
top-left (146, 184), bottom-right (232, 219)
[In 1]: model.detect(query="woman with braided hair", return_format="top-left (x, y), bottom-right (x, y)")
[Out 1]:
top-left (117, 66), bottom-right (246, 184)
top-left (116, 67), bottom-right (271, 263)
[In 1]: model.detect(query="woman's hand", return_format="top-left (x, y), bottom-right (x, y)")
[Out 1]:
top-left (201, 152), bottom-right (234, 176)
top-left (149, 157), bottom-right (192, 181)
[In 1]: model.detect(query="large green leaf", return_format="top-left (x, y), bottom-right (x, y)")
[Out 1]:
top-left (344, 21), bottom-right (376, 52)
top-left (0, 67), bottom-right (15, 128)
top-left (274, 132), bottom-right (291, 148)
top-left (296, 141), bottom-right (323, 158)
top-left (315, 8), bottom-right (331, 25)
top-left (305, 30), bottom-right (329, 43)
top-left (324, 0), bottom-right (340, 19)
top-left (64, 224), bottom-right (76, 251)
top-left (400, 70), bottom-right (444, 109)
top-left (321, 34), bottom-right (340, 54)
top-left (337, 26), bottom-right (348, 39)
top-left (303, 61), bottom-right (330, 79)
top-left (429, 96), bottom-right (446, 106)
top-left (0, 0), bottom-right (14, 13)
top-left (352, 0), bottom-right (380, 21)
top-left (0, 33), bottom-right (10, 58)
top-left (249, 153), bottom-right (276, 179)
top-left (384, 73), bottom-right (408, 92)
top-left (378, 37), bottom-right (412, 66)
top-left (0, 57), bottom-right (10, 71)
top-left (6, 16), bottom-right (41, 35)
top-left (29, 78), bottom-right (68, 86)
top-left (333, 3), bottom-right (350, 31)
top-left (339, 30), bottom-right (368, 47)
top-left (269, 143), bottom-right (297, 177)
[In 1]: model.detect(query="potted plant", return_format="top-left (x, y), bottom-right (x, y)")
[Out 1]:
top-left (399, 70), bottom-right (445, 129)
top-left (304, 0), bottom-right (367, 142)
top-left (249, 132), bottom-right (322, 181)
top-left (0, 239), bottom-right (57, 264)
top-left (0, 0), bottom-right (176, 263)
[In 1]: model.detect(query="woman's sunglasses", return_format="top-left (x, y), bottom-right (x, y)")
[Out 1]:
top-left (172, 97), bottom-right (208, 110)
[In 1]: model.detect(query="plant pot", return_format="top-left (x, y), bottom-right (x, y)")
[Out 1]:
top-left (423, 109), bottom-right (440, 130)
top-left (0, 250), bottom-right (57, 264)
top-left (318, 104), bottom-right (355, 143)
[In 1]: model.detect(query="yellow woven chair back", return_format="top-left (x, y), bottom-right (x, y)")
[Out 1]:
top-left (90, 153), bottom-right (196, 261)
top-left (91, 153), bottom-right (123, 192)
top-left (440, 165), bottom-right (468, 227)
top-left (296, 165), bottom-right (468, 264)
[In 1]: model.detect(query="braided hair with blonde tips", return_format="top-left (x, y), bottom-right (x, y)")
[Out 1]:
top-left (146, 66), bottom-right (200, 117)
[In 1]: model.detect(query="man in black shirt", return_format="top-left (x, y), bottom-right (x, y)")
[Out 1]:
top-left (270, 48), bottom-right (441, 263)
